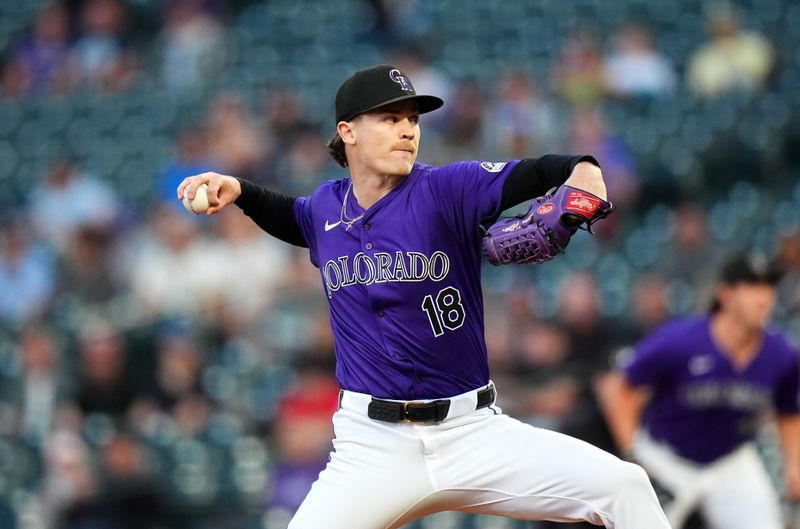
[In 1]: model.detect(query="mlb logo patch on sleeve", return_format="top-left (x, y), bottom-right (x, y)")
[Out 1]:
top-left (480, 162), bottom-right (507, 173)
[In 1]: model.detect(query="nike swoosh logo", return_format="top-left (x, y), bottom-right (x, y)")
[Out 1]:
top-left (324, 219), bottom-right (342, 232)
top-left (688, 356), bottom-right (714, 375)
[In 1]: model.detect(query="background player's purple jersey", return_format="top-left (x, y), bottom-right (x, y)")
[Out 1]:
top-left (622, 316), bottom-right (800, 464)
top-left (294, 160), bottom-right (517, 399)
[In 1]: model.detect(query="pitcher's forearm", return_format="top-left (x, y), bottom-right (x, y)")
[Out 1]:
top-left (565, 161), bottom-right (607, 201)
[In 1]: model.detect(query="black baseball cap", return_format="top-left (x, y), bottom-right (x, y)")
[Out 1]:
top-left (334, 64), bottom-right (444, 123)
top-left (718, 253), bottom-right (783, 285)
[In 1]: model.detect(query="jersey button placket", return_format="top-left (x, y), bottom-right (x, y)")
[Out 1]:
top-left (362, 216), bottom-right (382, 320)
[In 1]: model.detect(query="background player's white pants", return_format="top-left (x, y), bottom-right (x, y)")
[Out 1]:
top-left (288, 386), bottom-right (671, 529)
top-left (634, 432), bottom-right (783, 529)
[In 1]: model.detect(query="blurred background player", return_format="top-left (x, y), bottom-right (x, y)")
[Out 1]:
top-left (598, 253), bottom-right (800, 529)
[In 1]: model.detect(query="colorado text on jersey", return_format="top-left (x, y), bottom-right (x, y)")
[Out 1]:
top-left (323, 250), bottom-right (450, 295)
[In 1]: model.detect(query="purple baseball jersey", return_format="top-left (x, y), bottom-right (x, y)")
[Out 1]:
top-left (622, 316), bottom-right (800, 464)
top-left (293, 160), bottom-right (517, 399)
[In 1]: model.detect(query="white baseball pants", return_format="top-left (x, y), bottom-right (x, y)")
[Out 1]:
top-left (288, 385), bottom-right (671, 529)
top-left (634, 433), bottom-right (783, 529)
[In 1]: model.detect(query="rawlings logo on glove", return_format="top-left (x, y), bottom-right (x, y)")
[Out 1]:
top-left (482, 185), bottom-right (613, 266)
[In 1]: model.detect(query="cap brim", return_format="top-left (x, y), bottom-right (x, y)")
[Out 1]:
top-left (720, 263), bottom-right (784, 285)
top-left (340, 94), bottom-right (444, 122)
top-left (722, 271), bottom-right (783, 286)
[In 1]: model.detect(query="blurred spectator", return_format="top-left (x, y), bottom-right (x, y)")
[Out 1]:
top-left (172, 393), bottom-right (211, 438)
top-left (266, 360), bottom-right (339, 517)
top-left (485, 71), bottom-right (561, 159)
top-left (156, 123), bottom-right (221, 203)
top-left (424, 80), bottom-right (487, 165)
top-left (150, 328), bottom-right (204, 411)
top-left (265, 275), bottom-right (335, 358)
top-left (485, 283), bottom-right (540, 394)
top-left (260, 88), bottom-right (311, 145)
top-left (687, 3), bottom-right (774, 98)
top-left (624, 273), bottom-right (672, 341)
top-left (553, 271), bottom-right (618, 453)
top-left (159, 0), bottom-right (226, 93)
top-left (38, 430), bottom-right (97, 528)
top-left (206, 208), bottom-right (291, 331)
top-left (603, 23), bottom-right (676, 100)
top-left (273, 126), bottom-right (336, 195)
top-left (1, 55), bottom-right (34, 99)
top-left (515, 321), bottom-right (571, 375)
top-left (74, 319), bottom-right (138, 419)
top-left (29, 158), bottom-right (119, 253)
top-left (56, 225), bottom-right (118, 308)
top-left (566, 106), bottom-right (638, 237)
top-left (512, 320), bottom-right (581, 430)
top-left (63, 433), bottom-right (168, 529)
top-left (776, 230), bottom-right (800, 313)
top-left (550, 27), bottom-right (607, 105)
top-left (374, 0), bottom-right (437, 44)
top-left (482, 314), bottom-right (513, 385)
top-left (69, 0), bottom-right (139, 93)
top-left (0, 324), bottom-right (70, 443)
top-left (303, 312), bottom-right (337, 371)
top-left (6, 2), bottom-right (72, 97)
top-left (656, 201), bottom-right (721, 291)
top-left (556, 271), bottom-right (616, 378)
top-left (124, 203), bottom-right (217, 318)
top-left (256, 88), bottom-right (311, 186)
top-left (0, 219), bottom-right (56, 327)
top-left (206, 91), bottom-right (267, 180)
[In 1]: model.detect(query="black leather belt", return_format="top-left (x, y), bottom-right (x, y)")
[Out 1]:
top-left (366, 384), bottom-right (496, 423)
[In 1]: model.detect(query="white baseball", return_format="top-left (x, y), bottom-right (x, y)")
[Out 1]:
top-left (183, 183), bottom-right (210, 214)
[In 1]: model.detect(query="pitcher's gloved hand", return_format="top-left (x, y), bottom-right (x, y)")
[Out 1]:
top-left (482, 185), bottom-right (614, 265)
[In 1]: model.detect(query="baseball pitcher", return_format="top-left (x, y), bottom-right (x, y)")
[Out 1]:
top-left (178, 64), bottom-right (670, 529)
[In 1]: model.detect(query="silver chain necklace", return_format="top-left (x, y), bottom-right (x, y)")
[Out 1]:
top-left (340, 181), bottom-right (365, 231)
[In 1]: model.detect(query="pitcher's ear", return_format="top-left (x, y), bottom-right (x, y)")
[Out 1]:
top-left (337, 120), bottom-right (357, 145)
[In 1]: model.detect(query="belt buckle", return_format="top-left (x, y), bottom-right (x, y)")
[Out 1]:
top-left (403, 400), bottom-right (423, 421)
top-left (404, 399), bottom-right (451, 422)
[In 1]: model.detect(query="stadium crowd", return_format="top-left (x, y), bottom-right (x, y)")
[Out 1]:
top-left (0, 1), bottom-right (799, 528)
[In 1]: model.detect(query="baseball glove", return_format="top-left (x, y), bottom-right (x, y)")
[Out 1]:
top-left (482, 185), bottom-right (613, 265)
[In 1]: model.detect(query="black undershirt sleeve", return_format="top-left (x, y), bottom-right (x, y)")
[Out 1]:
top-left (499, 154), bottom-right (600, 211)
top-left (234, 178), bottom-right (308, 248)
top-left (232, 156), bottom-right (597, 247)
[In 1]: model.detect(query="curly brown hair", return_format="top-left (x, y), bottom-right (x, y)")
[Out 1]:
top-left (326, 133), bottom-right (348, 168)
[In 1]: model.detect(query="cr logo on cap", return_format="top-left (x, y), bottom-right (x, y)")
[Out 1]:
top-left (389, 69), bottom-right (412, 91)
